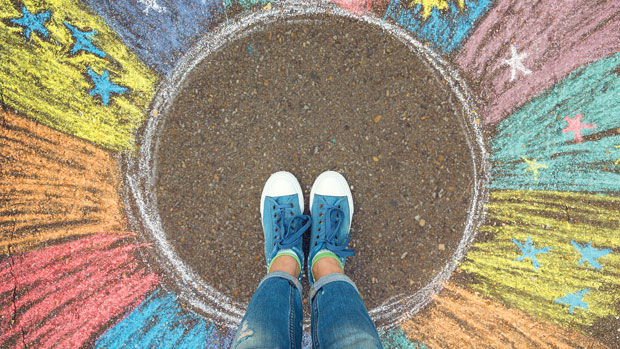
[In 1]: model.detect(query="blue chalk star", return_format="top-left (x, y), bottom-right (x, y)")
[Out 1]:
top-left (63, 22), bottom-right (106, 58)
top-left (554, 288), bottom-right (589, 315)
top-left (87, 67), bottom-right (127, 106)
top-left (513, 236), bottom-right (551, 271)
top-left (10, 6), bottom-right (51, 39)
top-left (571, 240), bottom-right (610, 271)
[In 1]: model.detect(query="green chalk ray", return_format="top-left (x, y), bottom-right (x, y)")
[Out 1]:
top-left (490, 52), bottom-right (620, 192)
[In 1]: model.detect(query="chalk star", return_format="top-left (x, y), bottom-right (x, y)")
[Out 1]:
top-left (138, 0), bottom-right (167, 15)
top-left (521, 156), bottom-right (548, 180)
top-left (571, 240), bottom-right (610, 271)
top-left (555, 289), bottom-right (589, 315)
top-left (562, 114), bottom-right (596, 143)
top-left (513, 236), bottom-right (550, 271)
top-left (63, 22), bottom-right (106, 58)
top-left (10, 5), bottom-right (51, 39)
top-left (87, 67), bottom-right (127, 106)
top-left (502, 44), bottom-right (532, 82)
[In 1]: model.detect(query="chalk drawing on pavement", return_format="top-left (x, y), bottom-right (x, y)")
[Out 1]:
top-left (123, 0), bottom-right (489, 331)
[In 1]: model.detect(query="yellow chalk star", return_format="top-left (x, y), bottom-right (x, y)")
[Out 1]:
top-left (521, 156), bottom-right (548, 180)
top-left (409, 0), bottom-right (465, 18)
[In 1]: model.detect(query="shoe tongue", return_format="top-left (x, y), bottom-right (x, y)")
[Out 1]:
top-left (317, 195), bottom-right (346, 206)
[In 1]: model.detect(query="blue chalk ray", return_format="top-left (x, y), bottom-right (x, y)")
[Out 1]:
top-left (10, 5), bottom-right (51, 39)
top-left (489, 52), bottom-right (620, 193)
top-left (95, 289), bottom-right (232, 348)
top-left (512, 236), bottom-right (551, 271)
top-left (571, 241), bottom-right (611, 271)
top-left (87, 67), bottom-right (128, 106)
top-left (379, 327), bottom-right (427, 348)
top-left (63, 22), bottom-right (106, 57)
top-left (554, 288), bottom-right (589, 315)
top-left (383, 0), bottom-right (493, 54)
top-left (83, 0), bottom-right (224, 75)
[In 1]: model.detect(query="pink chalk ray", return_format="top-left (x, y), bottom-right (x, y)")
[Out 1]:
top-left (0, 234), bottom-right (159, 348)
top-left (456, 0), bottom-right (620, 124)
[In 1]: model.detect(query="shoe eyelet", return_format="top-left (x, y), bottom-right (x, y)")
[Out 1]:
top-left (314, 242), bottom-right (317, 246)
top-left (319, 213), bottom-right (323, 217)
top-left (275, 228), bottom-right (278, 232)
top-left (275, 235), bottom-right (278, 238)
top-left (290, 203), bottom-right (294, 208)
top-left (338, 205), bottom-right (341, 208)
top-left (316, 235), bottom-right (319, 239)
top-left (318, 228), bottom-right (321, 232)
top-left (320, 204), bottom-right (323, 208)
top-left (273, 213), bottom-right (277, 218)
top-left (290, 212), bottom-right (293, 216)
top-left (272, 205), bottom-right (276, 209)
top-left (274, 242), bottom-right (276, 246)
top-left (319, 220), bottom-right (322, 224)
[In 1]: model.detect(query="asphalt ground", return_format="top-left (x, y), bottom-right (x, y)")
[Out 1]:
top-left (156, 14), bottom-right (474, 311)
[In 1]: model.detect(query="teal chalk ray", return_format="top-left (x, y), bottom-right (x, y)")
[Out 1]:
top-left (95, 290), bottom-right (228, 348)
top-left (490, 52), bottom-right (620, 192)
top-left (379, 327), bottom-right (427, 349)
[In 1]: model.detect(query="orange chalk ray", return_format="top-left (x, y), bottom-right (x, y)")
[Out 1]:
top-left (400, 283), bottom-right (607, 348)
top-left (0, 110), bottom-right (126, 252)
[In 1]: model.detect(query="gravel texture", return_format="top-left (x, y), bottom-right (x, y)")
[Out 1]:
top-left (156, 14), bottom-right (474, 311)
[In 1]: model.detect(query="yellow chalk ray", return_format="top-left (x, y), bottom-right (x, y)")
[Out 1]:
top-left (0, 0), bottom-right (158, 151)
top-left (461, 190), bottom-right (620, 328)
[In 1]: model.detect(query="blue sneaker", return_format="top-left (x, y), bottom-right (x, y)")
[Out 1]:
top-left (308, 171), bottom-right (355, 285)
top-left (261, 171), bottom-right (310, 281)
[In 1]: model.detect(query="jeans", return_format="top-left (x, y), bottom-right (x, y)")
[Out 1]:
top-left (232, 271), bottom-right (383, 348)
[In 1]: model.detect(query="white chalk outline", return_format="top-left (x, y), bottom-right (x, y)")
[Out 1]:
top-left (123, 0), bottom-right (490, 331)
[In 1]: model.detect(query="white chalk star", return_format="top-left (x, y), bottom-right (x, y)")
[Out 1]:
top-left (138, 0), bottom-right (167, 15)
top-left (502, 44), bottom-right (532, 82)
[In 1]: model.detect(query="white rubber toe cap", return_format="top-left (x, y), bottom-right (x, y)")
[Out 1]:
top-left (260, 171), bottom-right (304, 218)
top-left (310, 171), bottom-right (354, 218)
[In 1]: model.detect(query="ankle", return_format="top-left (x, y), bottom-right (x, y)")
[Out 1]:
top-left (311, 256), bottom-right (343, 281)
top-left (268, 255), bottom-right (300, 278)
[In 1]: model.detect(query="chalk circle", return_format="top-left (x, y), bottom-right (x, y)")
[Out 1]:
top-left (123, 0), bottom-right (489, 331)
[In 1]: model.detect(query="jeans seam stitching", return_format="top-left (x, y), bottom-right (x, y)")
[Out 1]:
top-left (313, 293), bottom-right (319, 348)
top-left (289, 283), bottom-right (296, 349)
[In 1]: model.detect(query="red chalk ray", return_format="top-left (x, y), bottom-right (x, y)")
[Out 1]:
top-left (0, 234), bottom-right (159, 348)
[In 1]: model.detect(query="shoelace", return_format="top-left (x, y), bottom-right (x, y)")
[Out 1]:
top-left (317, 204), bottom-right (354, 258)
top-left (273, 203), bottom-right (310, 250)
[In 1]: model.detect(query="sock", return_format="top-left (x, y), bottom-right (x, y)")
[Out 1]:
top-left (310, 249), bottom-right (343, 281)
top-left (268, 249), bottom-right (302, 275)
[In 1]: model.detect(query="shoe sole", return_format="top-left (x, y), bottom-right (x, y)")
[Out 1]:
top-left (260, 171), bottom-right (305, 219)
top-left (309, 171), bottom-right (354, 226)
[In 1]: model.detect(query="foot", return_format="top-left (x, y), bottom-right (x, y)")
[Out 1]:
top-left (261, 171), bottom-right (310, 280)
top-left (308, 171), bottom-right (354, 284)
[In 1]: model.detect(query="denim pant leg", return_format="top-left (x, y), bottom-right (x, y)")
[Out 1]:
top-left (232, 271), bottom-right (304, 348)
top-left (310, 274), bottom-right (383, 349)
